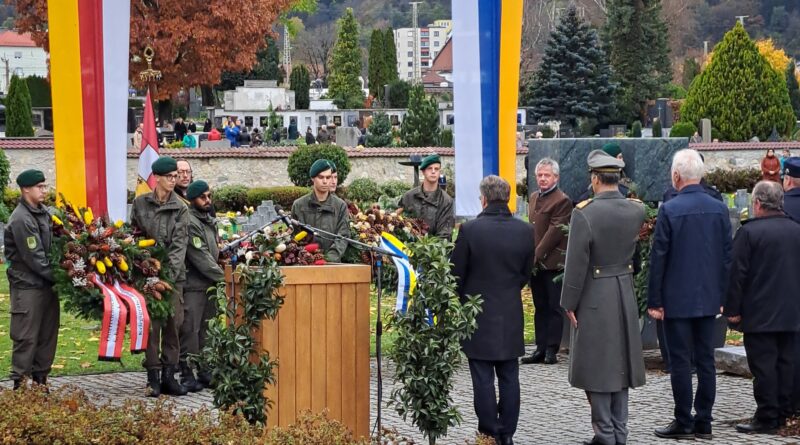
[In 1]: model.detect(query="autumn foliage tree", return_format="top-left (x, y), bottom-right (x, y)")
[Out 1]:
top-left (11, 0), bottom-right (294, 101)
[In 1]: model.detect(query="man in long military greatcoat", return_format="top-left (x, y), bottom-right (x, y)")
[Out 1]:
top-left (561, 150), bottom-right (646, 445)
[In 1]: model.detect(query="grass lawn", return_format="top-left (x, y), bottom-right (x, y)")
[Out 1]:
top-left (0, 265), bottom-right (142, 377)
top-left (0, 263), bottom-right (538, 377)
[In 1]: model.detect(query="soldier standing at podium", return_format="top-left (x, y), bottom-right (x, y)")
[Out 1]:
top-left (291, 159), bottom-right (350, 262)
top-left (398, 154), bottom-right (454, 238)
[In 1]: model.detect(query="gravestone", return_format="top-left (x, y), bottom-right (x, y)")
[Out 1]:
top-left (527, 138), bottom-right (689, 202)
top-left (239, 200), bottom-right (278, 233)
top-left (335, 126), bottom-right (362, 147)
top-left (701, 119), bottom-right (711, 143)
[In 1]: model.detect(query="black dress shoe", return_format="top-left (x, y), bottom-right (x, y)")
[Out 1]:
top-left (694, 422), bottom-right (712, 439)
top-left (544, 350), bottom-right (558, 364)
top-left (654, 420), bottom-right (695, 439)
top-left (495, 436), bottom-right (513, 445)
top-left (581, 438), bottom-right (604, 445)
top-left (735, 418), bottom-right (779, 434)
top-left (520, 350), bottom-right (545, 364)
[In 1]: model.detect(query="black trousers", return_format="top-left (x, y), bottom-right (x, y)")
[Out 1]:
top-left (663, 316), bottom-right (716, 429)
top-left (744, 332), bottom-right (795, 422)
top-left (530, 270), bottom-right (564, 351)
top-left (468, 359), bottom-right (520, 439)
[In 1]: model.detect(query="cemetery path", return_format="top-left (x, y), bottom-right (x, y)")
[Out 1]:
top-left (2, 349), bottom-right (798, 444)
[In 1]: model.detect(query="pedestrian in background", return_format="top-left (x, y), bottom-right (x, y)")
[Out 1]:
top-left (761, 149), bottom-right (780, 182)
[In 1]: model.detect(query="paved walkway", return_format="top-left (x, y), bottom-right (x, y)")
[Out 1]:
top-left (3, 349), bottom-right (800, 444)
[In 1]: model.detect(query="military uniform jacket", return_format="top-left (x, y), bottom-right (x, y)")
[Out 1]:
top-left (4, 200), bottom-right (54, 289)
top-left (130, 192), bottom-right (189, 283)
top-left (724, 215), bottom-right (800, 333)
top-left (291, 192), bottom-right (349, 262)
top-left (784, 187), bottom-right (800, 222)
top-left (399, 186), bottom-right (454, 238)
top-left (185, 207), bottom-right (224, 292)
top-left (560, 191), bottom-right (646, 392)
top-left (528, 187), bottom-right (572, 270)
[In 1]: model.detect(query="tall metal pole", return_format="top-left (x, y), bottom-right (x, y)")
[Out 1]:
top-left (410, 1), bottom-right (422, 83)
top-left (283, 24), bottom-right (292, 82)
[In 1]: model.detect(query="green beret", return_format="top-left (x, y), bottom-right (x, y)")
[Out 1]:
top-left (420, 154), bottom-right (441, 170)
top-left (186, 180), bottom-right (209, 200)
top-left (601, 143), bottom-right (622, 158)
top-left (309, 159), bottom-right (334, 178)
top-left (151, 156), bottom-right (178, 175)
top-left (16, 169), bottom-right (45, 188)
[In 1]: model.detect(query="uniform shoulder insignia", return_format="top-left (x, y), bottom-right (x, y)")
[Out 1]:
top-left (627, 197), bottom-right (643, 203)
top-left (576, 199), bottom-right (593, 209)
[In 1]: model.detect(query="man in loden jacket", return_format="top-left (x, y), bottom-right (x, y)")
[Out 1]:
top-left (130, 156), bottom-right (190, 397)
top-left (521, 157), bottom-right (572, 365)
top-left (648, 149), bottom-right (732, 440)
top-left (5, 170), bottom-right (57, 390)
top-left (725, 180), bottom-right (800, 434)
top-left (560, 150), bottom-right (646, 445)
top-left (179, 180), bottom-right (224, 391)
top-left (452, 175), bottom-right (535, 445)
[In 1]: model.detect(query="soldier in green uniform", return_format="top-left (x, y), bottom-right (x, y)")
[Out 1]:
top-left (398, 154), bottom-right (454, 238)
top-left (179, 180), bottom-right (224, 390)
top-left (560, 150), bottom-right (646, 445)
top-left (291, 159), bottom-right (350, 262)
top-left (5, 170), bottom-right (57, 390)
top-left (130, 156), bottom-right (190, 397)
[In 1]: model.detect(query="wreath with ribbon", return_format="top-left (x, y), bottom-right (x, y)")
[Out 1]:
top-left (50, 198), bottom-right (174, 361)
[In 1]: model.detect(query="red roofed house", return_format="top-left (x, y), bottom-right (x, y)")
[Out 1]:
top-left (422, 38), bottom-right (452, 94)
top-left (0, 30), bottom-right (48, 93)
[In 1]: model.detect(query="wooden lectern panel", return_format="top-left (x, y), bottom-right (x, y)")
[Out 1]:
top-left (227, 264), bottom-right (371, 439)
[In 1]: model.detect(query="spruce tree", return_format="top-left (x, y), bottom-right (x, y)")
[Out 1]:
top-left (604, 0), bottom-right (672, 123)
top-left (290, 64), bottom-right (311, 110)
top-left (401, 85), bottom-right (439, 146)
top-left (250, 36), bottom-right (284, 84)
top-left (367, 112), bottom-right (393, 147)
top-left (328, 8), bottom-right (365, 109)
top-left (787, 60), bottom-right (800, 120)
top-left (6, 75), bottom-right (34, 137)
top-left (368, 29), bottom-right (385, 100)
top-left (681, 23), bottom-right (795, 141)
top-left (523, 5), bottom-right (615, 130)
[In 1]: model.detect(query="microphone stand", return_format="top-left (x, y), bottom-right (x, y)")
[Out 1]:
top-left (280, 215), bottom-right (401, 443)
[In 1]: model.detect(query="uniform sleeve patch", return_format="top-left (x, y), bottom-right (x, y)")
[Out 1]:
top-left (26, 236), bottom-right (37, 249)
top-left (192, 236), bottom-right (202, 249)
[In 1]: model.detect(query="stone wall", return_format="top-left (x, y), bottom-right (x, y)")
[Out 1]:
top-left (3, 147), bottom-right (528, 190)
top-left (0, 144), bottom-right (787, 193)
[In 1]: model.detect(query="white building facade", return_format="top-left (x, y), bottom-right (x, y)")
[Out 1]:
top-left (394, 22), bottom-right (449, 81)
top-left (0, 30), bottom-right (48, 94)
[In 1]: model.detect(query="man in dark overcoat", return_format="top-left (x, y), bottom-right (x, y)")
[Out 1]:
top-left (648, 149), bottom-right (732, 440)
top-left (725, 180), bottom-right (800, 434)
top-left (561, 150), bottom-right (646, 445)
top-left (452, 175), bottom-right (535, 445)
top-left (521, 157), bottom-right (572, 365)
top-left (781, 158), bottom-right (800, 413)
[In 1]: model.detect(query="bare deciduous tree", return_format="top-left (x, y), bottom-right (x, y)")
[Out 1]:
top-left (295, 23), bottom-right (336, 82)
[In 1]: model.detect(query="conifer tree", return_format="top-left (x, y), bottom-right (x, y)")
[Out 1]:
top-left (787, 60), bottom-right (800, 120)
top-left (6, 75), bottom-right (34, 137)
top-left (523, 5), bottom-right (615, 130)
top-left (328, 8), bottom-right (365, 109)
top-left (367, 112), bottom-right (393, 147)
top-left (368, 29), bottom-right (385, 100)
top-left (290, 64), bottom-right (311, 110)
top-left (383, 28), bottom-right (399, 85)
top-left (681, 23), bottom-right (795, 141)
top-left (604, 0), bottom-right (671, 122)
top-left (401, 85), bottom-right (440, 146)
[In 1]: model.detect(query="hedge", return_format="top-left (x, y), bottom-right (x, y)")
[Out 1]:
top-left (245, 186), bottom-right (310, 210)
top-left (705, 168), bottom-right (761, 193)
top-left (287, 144), bottom-right (351, 187)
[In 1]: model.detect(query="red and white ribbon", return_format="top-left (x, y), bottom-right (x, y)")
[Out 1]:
top-left (113, 280), bottom-right (150, 353)
top-left (92, 274), bottom-right (127, 361)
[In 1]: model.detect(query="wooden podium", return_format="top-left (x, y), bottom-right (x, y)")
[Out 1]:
top-left (225, 264), bottom-right (372, 438)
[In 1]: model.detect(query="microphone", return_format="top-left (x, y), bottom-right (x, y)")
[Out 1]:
top-left (276, 207), bottom-right (316, 235)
